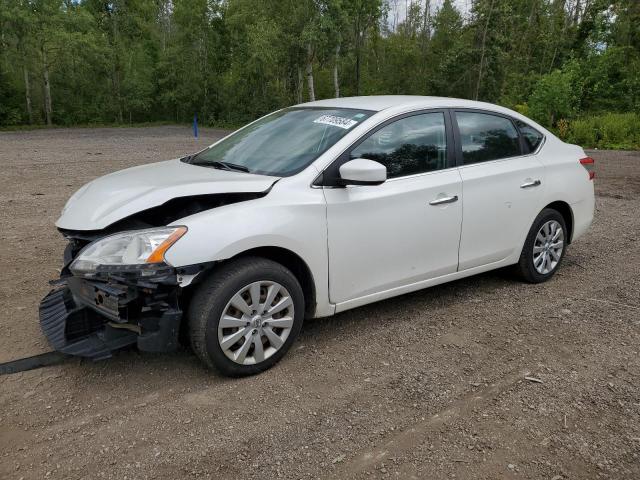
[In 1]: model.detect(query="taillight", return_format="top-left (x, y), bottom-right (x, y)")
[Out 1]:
top-left (580, 157), bottom-right (595, 180)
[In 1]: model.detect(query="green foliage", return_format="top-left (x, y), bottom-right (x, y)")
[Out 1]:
top-left (580, 46), bottom-right (640, 113)
top-left (528, 61), bottom-right (584, 127)
top-left (0, 0), bottom-right (638, 145)
top-left (564, 113), bottom-right (640, 150)
top-left (513, 103), bottom-right (530, 117)
top-left (0, 65), bottom-right (22, 125)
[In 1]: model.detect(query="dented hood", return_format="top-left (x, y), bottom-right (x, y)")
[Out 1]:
top-left (56, 159), bottom-right (278, 231)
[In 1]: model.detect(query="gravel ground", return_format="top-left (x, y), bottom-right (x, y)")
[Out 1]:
top-left (0, 126), bottom-right (638, 480)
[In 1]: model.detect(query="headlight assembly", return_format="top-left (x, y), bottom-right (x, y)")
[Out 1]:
top-left (70, 226), bottom-right (187, 275)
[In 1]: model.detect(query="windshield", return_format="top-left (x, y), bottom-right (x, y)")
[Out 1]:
top-left (189, 107), bottom-right (373, 176)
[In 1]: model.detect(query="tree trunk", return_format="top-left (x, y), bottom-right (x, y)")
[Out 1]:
top-left (41, 46), bottom-right (52, 126)
top-left (354, 9), bottom-right (363, 96)
top-left (0, 32), bottom-right (8, 68)
top-left (541, 0), bottom-right (566, 73)
top-left (23, 63), bottom-right (33, 124)
top-left (20, 43), bottom-right (33, 124)
top-left (297, 67), bottom-right (303, 104)
top-left (474, 0), bottom-right (494, 101)
top-left (422, 0), bottom-right (431, 47)
top-left (572, 0), bottom-right (582, 25)
top-left (333, 44), bottom-right (340, 98)
top-left (306, 43), bottom-right (315, 102)
top-left (113, 63), bottom-right (123, 123)
top-left (159, 0), bottom-right (170, 52)
top-left (202, 31), bottom-right (208, 120)
top-left (111, 5), bottom-right (123, 123)
top-left (355, 30), bottom-right (361, 96)
top-left (518, 0), bottom-right (538, 71)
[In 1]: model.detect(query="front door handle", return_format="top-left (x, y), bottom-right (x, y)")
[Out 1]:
top-left (429, 195), bottom-right (459, 206)
top-left (520, 179), bottom-right (541, 189)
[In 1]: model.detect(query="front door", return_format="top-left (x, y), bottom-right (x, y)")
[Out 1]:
top-left (322, 111), bottom-right (463, 305)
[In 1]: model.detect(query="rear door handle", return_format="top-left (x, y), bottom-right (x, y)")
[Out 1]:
top-left (429, 195), bottom-right (459, 206)
top-left (520, 179), bottom-right (541, 189)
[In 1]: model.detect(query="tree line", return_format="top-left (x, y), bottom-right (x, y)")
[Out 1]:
top-left (0, 0), bottom-right (639, 138)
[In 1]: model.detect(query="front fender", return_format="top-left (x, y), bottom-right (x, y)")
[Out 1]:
top-left (163, 192), bottom-right (332, 317)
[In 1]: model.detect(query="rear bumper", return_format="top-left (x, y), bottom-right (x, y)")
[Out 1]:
top-left (39, 270), bottom-right (183, 360)
top-left (571, 195), bottom-right (595, 242)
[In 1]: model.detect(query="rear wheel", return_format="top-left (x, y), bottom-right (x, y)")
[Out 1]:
top-left (515, 208), bottom-right (567, 283)
top-left (188, 257), bottom-right (304, 377)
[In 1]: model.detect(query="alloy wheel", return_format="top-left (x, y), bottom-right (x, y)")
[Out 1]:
top-left (533, 220), bottom-right (564, 275)
top-left (217, 281), bottom-right (294, 365)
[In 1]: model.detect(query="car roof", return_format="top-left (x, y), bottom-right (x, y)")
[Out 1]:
top-left (297, 95), bottom-right (515, 114)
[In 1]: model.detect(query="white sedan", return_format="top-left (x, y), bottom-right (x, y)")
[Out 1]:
top-left (42, 96), bottom-right (595, 376)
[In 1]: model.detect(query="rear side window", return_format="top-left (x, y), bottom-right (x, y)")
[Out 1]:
top-left (349, 112), bottom-right (447, 178)
top-left (456, 111), bottom-right (521, 164)
top-left (515, 120), bottom-right (544, 153)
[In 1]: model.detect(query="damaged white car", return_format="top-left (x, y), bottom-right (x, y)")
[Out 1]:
top-left (41, 96), bottom-right (595, 376)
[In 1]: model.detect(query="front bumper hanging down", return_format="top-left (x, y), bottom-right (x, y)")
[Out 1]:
top-left (38, 266), bottom-right (187, 361)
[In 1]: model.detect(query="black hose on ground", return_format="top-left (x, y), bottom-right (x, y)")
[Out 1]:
top-left (0, 351), bottom-right (71, 375)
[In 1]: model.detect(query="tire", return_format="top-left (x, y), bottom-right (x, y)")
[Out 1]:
top-left (514, 208), bottom-right (568, 283)
top-left (188, 256), bottom-right (304, 377)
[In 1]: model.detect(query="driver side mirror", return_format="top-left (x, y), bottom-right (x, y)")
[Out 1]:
top-left (338, 159), bottom-right (387, 186)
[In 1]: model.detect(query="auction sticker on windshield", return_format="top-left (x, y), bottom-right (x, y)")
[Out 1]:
top-left (314, 114), bottom-right (358, 129)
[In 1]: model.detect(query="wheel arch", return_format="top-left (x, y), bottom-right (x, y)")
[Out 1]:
top-left (543, 200), bottom-right (574, 243)
top-left (230, 246), bottom-right (317, 318)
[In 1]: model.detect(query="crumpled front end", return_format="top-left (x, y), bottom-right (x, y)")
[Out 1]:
top-left (39, 230), bottom-right (199, 360)
top-left (41, 158), bottom-right (279, 361)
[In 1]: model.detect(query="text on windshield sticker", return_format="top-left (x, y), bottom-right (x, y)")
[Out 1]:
top-left (314, 115), bottom-right (358, 129)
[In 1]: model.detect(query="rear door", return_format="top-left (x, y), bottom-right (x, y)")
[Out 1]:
top-left (453, 110), bottom-right (546, 270)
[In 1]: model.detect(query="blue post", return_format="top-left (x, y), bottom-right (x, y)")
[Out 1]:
top-left (193, 113), bottom-right (199, 139)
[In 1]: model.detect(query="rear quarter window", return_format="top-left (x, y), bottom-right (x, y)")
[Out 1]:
top-left (515, 120), bottom-right (544, 153)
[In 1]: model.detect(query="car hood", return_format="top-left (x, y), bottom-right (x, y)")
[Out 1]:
top-left (56, 159), bottom-right (279, 231)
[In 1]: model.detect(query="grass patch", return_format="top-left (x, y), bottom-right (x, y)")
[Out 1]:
top-left (561, 113), bottom-right (640, 150)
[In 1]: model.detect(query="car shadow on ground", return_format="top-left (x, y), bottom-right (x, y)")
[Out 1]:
top-left (73, 268), bottom-right (515, 384)
top-left (302, 268), bottom-right (515, 336)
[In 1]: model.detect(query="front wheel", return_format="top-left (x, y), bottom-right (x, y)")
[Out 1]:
top-left (515, 208), bottom-right (568, 283)
top-left (188, 257), bottom-right (305, 377)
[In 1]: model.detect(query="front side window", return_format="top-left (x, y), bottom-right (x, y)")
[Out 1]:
top-left (515, 119), bottom-right (544, 153)
top-left (190, 108), bottom-right (373, 177)
top-left (349, 112), bottom-right (447, 178)
top-left (456, 111), bottom-right (521, 164)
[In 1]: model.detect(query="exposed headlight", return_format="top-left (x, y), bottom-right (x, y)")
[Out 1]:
top-left (70, 226), bottom-right (187, 275)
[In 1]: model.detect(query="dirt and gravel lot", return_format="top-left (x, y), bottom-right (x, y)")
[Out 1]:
top-left (0, 126), bottom-right (638, 480)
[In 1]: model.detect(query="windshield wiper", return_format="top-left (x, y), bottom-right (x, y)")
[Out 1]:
top-left (201, 160), bottom-right (251, 173)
